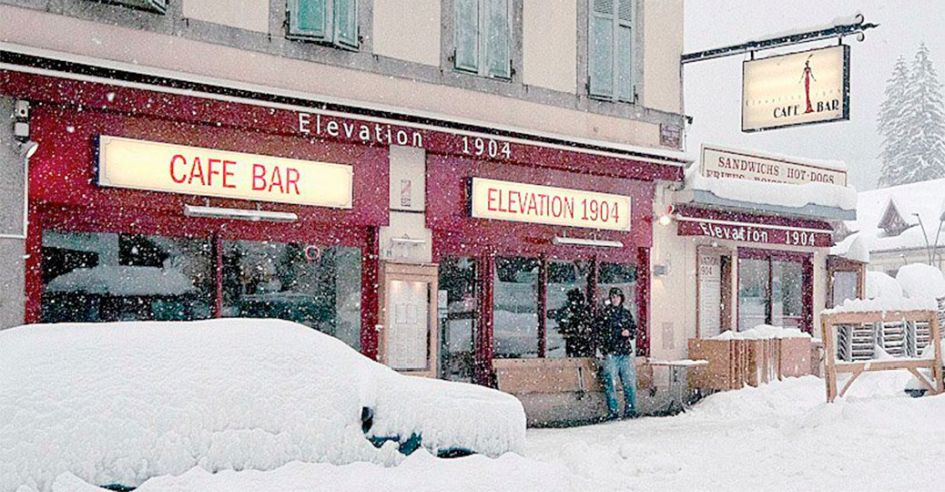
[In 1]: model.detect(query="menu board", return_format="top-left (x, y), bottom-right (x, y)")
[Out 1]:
top-left (699, 253), bottom-right (722, 338)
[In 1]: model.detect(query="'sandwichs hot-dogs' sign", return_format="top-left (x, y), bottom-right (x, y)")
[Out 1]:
top-left (470, 177), bottom-right (631, 231)
top-left (96, 135), bottom-right (353, 208)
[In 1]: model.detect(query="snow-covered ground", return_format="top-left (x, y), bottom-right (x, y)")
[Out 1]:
top-left (40, 371), bottom-right (945, 491)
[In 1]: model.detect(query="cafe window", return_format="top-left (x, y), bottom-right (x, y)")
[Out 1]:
top-left (546, 259), bottom-right (593, 358)
top-left (222, 240), bottom-right (362, 350)
top-left (288, 0), bottom-right (360, 50)
top-left (439, 257), bottom-right (479, 381)
top-left (597, 261), bottom-right (638, 319)
top-left (738, 251), bottom-right (810, 331)
top-left (41, 231), bottom-right (214, 322)
top-left (493, 256), bottom-right (540, 358)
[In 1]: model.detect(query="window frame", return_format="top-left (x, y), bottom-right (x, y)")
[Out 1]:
top-left (586, 0), bottom-right (638, 103)
top-left (287, 0), bottom-right (361, 51)
top-left (452, 0), bottom-right (514, 80)
top-left (736, 249), bottom-right (813, 333)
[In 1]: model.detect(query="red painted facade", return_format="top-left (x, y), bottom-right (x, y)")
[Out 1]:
top-left (3, 68), bottom-right (679, 382)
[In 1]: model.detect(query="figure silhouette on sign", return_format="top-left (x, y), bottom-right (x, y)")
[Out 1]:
top-left (800, 55), bottom-right (816, 114)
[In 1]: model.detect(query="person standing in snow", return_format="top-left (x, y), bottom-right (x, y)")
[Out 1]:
top-left (597, 287), bottom-right (638, 420)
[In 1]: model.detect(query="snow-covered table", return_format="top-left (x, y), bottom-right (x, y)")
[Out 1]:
top-left (648, 359), bottom-right (709, 414)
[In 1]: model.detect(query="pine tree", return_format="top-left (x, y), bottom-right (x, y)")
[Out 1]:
top-left (877, 57), bottom-right (911, 187)
top-left (901, 43), bottom-right (945, 184)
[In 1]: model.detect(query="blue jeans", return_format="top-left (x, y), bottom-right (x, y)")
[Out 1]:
top-left (602, 353), bottom-right (637, 418)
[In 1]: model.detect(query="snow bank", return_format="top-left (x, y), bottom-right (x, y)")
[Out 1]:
top-left (896, 263), bottom-right (945, 300)
top-left (686, 166), bottom-right (857, 211)
top-left (45, 265), bottom-right (195, 296)
top-left (865, 270), bottom-right (903, 300)
top-left (712, 324), bottom-right (810, 340)
top-left (829, 233), bottom-right (870, 263)
top-left (0, 320), bottom-right (525, 492)
top-left (824, 296), bottom-right (937, 314)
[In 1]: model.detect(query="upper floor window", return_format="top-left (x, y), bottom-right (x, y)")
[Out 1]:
top-left (588, 0), bottom-right (635, 102)
top-left (287, 0), bottom-right (359, 50)
top-left (453, 0), bottom-right (512, 79)
top-left (90, 0), bottom-right (167, 14)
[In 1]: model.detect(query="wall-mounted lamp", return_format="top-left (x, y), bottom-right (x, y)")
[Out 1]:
top-left (183, 204), bottom-right (298, 222)
top-left (656, 204), bottom-right (676, 226)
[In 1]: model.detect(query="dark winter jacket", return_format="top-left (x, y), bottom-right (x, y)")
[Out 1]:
top-left (555, 294), bottom-right (593, 357)
top-left (597, 303), bottom-right (636, 356)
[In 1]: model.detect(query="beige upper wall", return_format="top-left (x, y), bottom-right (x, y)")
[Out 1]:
top-left (182, 0), bottom-right (270, 34)
top-left (522, 0), bottom-right (577, 94)
top-left (0, 4), bottom-right (676, 149)
top-left (372, 0), bottom-right (441, 66)
top-left (642, 0), bottom-right (683, 114)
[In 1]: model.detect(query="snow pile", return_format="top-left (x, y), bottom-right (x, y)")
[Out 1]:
top-left (686, 166), bottom-right (857, 211)
top-left (865, 270), bottom-right (903, 300)
top-left (896, 263), bottom-right (945, 300)
top-left (45, 265), bottom-right (196, 296)
top-left (824, 296), bottom-right (938, 314)
top-left (712, 324), bottom-right (810, 340)
top-left (829, 233), bottom-right (870, 263)
top-left (0, 320), bottom-right (525, 492)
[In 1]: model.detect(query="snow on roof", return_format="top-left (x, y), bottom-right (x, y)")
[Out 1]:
top-left (830, 233), bottom-right (870, 263)
top-left (845, 178), bottom-right (945, 254)
top-left (45, 266), bottom-right (196, 296)
top-left (684, 164), bottom-right (857, 212)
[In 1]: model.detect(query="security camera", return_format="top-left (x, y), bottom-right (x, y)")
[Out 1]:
top-left (17, 140), bottom-right (39, 159)
top-left (14, 100), bottom-right (30, 119)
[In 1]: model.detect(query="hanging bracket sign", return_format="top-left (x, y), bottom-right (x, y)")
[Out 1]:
top-left (742, 45), bottom-right (850, 132)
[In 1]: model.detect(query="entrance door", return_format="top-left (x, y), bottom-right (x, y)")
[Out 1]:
top-left (379, 263), bottom-right (438, 377)
top-left (437, 257), bottom-right (479, 382)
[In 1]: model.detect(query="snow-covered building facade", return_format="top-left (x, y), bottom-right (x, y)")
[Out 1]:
top-left (839, 178), bottom-right (945, 277)
top-left (652, 146), bottom-right (857, 355)
top-left (0, 1), bottom-right (690, 422)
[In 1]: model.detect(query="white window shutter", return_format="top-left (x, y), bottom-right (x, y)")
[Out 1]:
top-left (485, 0), bottom-right (511, 79)
top-left (615, 0), bottom-right (634, 101)
top-left (289, 0), bottom-right (328, 39)
top-left (333, 0), bottom-right (359, 49)
top-left (455, 0), bottom-right (480, 73)
top-left (588, 0), bottom-right (614, 98)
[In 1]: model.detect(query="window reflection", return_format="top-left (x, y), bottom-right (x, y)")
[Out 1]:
top-left (41, 231), bottom-right (213, 322)
top-left (493, 256), bottom-right (540, 358)
top-left (546, 260), bottom-right (592, 358)
top-left (438, 257), bottom-right (478, 382)
top-left (221, 240), bottom-right (362, 350)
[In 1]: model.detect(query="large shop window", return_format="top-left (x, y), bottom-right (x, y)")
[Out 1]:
top-left (737, 252), bottom-right (808, 331)
top-left (439, 257), bottom-right (479, 381)
top-left (492, 257), bottom-right (636, 359)
top-left (42, 231), bottom-right (214, 322)
top-left (222, 241), bottom-right (362, 350)
top-left (494, 256), bottom-right (540, 358)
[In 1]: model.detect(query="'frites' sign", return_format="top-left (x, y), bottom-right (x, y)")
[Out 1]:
top-left (742, 45), bottom-right (850, 132)
top-left (701, 145), bottom-right (847, 186)
top-left (470, 178), bottom-right (631, 231)
top-left (96, 135), bottom-right (353, 208)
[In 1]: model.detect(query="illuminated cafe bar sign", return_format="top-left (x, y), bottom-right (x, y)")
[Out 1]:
top-left (742, 45), bottom-right (850, 132)
top-left (677, 219), bottom-right (832, 248)
top-left (701, 145), bottom-right (847, 186)
top-left (470, 178), bottom-right (631, 231)
top-left (96, 135), bottom-right (353, 208)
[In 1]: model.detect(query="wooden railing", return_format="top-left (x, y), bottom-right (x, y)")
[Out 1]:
top-left (821, 310), bottom-right (944, 402)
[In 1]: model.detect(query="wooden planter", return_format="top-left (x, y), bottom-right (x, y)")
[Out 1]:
top-left (689, 337), bottom-right (812, 391)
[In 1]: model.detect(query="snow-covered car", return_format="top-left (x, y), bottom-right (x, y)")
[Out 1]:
top-left (0, 319), bottom-right (526, 492)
